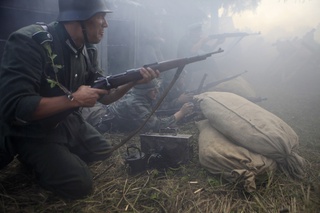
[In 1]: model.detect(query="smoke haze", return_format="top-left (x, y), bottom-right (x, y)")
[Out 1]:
top-left (104, 0), bottom-right (320, 146)
top-left (1, 0), bottom-right (319, 145)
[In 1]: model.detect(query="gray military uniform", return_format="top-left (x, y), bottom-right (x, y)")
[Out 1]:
top-left (83, 82), bottom-right (178, 133)
top-left (108, 85), bottom-right (177, 133)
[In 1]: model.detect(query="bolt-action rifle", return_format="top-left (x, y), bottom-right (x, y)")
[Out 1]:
top-left (92, 48), bottom-right (224, 90)
top-left (209, 32), bottom-right (260, 40)
top-left (40, 48), bottom-right (224, 128)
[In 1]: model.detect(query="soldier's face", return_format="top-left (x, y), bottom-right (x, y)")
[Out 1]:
top-left (85, 12), bottom-right (108, 44)
top-left (147, 88), bottom-right (159, 100)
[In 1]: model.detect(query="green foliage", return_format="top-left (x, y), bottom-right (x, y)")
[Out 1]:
top-left (42, 41), bottom-right (64, 90)
top-left (46, 78), bottom-right (59, 88)
top-left (180, 176), bottom-right (189, 182)
top-left (208, 177), bottom-right (220, 187)
top-left (43, 42), bottom-right (63, 73)
top-left (150, 192), bottom-right (159, 200)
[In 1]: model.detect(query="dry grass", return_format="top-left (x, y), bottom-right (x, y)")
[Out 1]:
top-left (1, 122), bottom-right (319, 213)
top-left (1, 72), bottom-right (320, 213)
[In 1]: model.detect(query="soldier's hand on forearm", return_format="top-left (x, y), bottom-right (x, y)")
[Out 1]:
top-left (136, 67), bottom-right (160, 84)
top-left (180, 102), bottom-right (194, 116)
top-left (97, 68), bottom-right (159, 105)
top-left (72, 85), bottom-right (109, 107)
top-left (174, 102), bottom-right (194, 122)
top-left (31, 86), bottom-right (108, 121)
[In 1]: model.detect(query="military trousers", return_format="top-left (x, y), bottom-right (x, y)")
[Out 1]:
top-left (11, 113), bottom-right (113, 199)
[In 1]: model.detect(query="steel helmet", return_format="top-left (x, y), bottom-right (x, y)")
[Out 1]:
top-left (57, 0), bottom-right (112, 22)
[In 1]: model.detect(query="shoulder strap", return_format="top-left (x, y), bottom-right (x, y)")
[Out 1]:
top-left (32, 24), bottom-right (53, 45)
top-left (82, 44), bottom-right (96, 74)
top-left (83, 45), bottom-right (104, 84)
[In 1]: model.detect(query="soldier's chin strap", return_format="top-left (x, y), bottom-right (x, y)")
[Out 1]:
top-left (80, 21), bottom-right (90, 44)
top-left (94, 65), bottom-right (186, 155)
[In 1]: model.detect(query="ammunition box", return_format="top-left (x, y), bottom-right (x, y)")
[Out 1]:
top-left (140, 133), bottom-right (193, 167)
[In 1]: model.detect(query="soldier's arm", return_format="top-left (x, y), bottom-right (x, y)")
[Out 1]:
top-left (99, 67), bottom-right (159, 105)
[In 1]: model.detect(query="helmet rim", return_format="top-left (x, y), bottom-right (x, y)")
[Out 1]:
top-left (57, 0), bottom-right (112, 22)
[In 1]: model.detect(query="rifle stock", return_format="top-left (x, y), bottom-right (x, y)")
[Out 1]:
top-left (92, 48), bottom-right (224, 90)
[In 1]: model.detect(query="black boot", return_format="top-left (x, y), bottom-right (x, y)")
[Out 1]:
top-left (0, 149), bottom-right (13, 169)
top-left (0, 137), bottom-right (14, 169)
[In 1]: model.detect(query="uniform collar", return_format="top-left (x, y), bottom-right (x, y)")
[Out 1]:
top-left (56, 22), bottom-right (84, 55)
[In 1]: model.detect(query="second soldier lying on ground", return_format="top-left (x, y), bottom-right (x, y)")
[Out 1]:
top-left (82, 79), bottom-right (194, 133)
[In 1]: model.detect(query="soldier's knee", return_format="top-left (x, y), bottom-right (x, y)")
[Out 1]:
top-left (63, 173), bottom-right (93, 199)
top-left (40, 166), bottom-right (93, 200)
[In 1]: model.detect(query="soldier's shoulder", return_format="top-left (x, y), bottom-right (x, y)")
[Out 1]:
top-left (12, 23), bottom-right (56, 46)
top-left (14, 24), bottom-right (46, 38)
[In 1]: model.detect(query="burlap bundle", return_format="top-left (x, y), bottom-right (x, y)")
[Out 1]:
top-left (196, 119), bottom-right (277, 192)
top-left (194, 92), bottom-right (306, 179)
